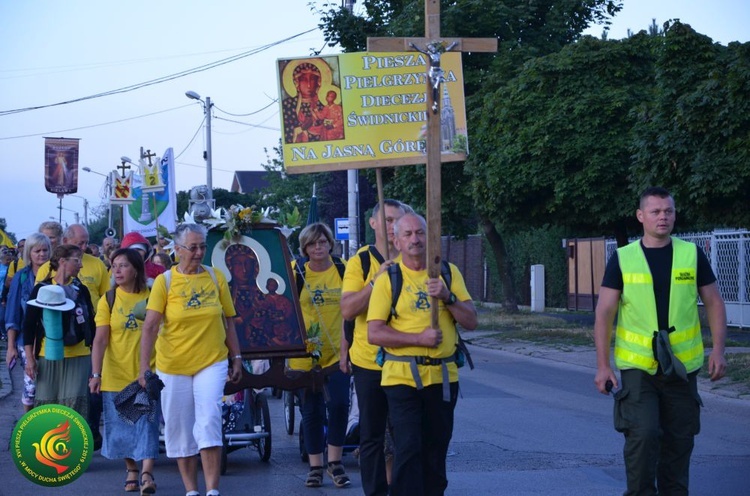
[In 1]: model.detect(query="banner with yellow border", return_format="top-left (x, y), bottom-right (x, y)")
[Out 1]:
top-left (278, 52), bottom-right (466, 174)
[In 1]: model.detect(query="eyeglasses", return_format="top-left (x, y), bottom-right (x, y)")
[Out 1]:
top-left (178, 243), bottom-right (208, 253)
top-left (307, 239), bottom-right (330, 248)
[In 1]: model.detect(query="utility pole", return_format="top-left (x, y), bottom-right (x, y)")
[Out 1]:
top-left (345, 0), bottom-right (359, 256)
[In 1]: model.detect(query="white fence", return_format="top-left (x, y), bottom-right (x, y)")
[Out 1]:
top-left (605, 230), bottom-right (749, 328)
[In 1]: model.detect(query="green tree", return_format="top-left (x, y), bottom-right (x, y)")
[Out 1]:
top-left (318, 0), bottom-right (622, 309)
top-left (470, 33), bottom-right (659, 246)
top-left (630, 22), bottom-right (750, 229)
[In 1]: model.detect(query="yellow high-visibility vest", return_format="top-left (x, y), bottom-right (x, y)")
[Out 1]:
top-left (614, 238), bottom-right (704, 374)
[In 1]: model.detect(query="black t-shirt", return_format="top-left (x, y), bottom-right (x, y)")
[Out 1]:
top-left (601, 241), bottom-right (716, 331)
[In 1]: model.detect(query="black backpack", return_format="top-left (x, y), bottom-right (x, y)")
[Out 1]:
top-left (358, 246), bottom-right (385, 282)
top-left (58, 280), bottom-right (94, 347)
top-left (385, 261), bottom-right (474, 369)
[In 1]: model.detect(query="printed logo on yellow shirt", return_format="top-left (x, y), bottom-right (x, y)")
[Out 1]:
top-left (308, 284), bottom-right (340, 307)
top-left (405, 283), bottom-right (431, 313)
top-left (125, 313), bottom-right (138, 330)
top-left (179, 284), bottom-right (218, 310)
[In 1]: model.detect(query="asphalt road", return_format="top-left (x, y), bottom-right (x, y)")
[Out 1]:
top-left (2, 342), bottom-right (749, 495)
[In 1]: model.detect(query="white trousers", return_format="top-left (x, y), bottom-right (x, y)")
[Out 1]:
top-left (158, 360), bottom-right (228, 458)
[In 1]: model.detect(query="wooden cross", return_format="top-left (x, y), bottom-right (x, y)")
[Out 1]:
top-left (368, 0), bottom-right (497, 326)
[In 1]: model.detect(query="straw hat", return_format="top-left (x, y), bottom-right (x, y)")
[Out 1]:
top-left (26, 285), bottom-right (75, 311)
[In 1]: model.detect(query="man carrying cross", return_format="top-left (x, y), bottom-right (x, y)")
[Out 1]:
top-left (367, 212), bottom-right (477, 495)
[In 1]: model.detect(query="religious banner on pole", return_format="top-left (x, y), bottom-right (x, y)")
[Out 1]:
top-left (123, 147), bottom-right (178, 237)
top-left (278, 52), bottom-right (466, 174)
top-left (44, 137), bottom-right (80, 195)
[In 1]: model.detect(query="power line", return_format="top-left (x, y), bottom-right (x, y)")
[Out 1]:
top-left (214, 115), bottom-right (280, 131)
top-left (213, 98), bottom-right (278, 117)
top-left (0, 28), bottom-right (317, 117)
top-left (174, 116), bottom-right (207, 160)
top-left (0, 104), bottom-right (194, 140)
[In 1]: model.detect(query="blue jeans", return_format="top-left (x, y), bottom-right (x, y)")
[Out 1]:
top-left (299, 369), bottom-right (350, 456)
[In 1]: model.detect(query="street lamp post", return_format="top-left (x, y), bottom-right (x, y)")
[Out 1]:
top-left (185, 90), bottom-right (213, 203)
top-left (69, 194), bottom-right (89, 227)
top-left (57, 207), bottom-right (80, 225)
top-left (82, 167), bottom-right (113, 230)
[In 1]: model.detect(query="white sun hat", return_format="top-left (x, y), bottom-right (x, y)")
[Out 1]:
top-left (26, 285), bottom-right (75, 311)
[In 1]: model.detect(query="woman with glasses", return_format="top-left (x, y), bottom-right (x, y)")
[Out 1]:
top-left (290, 222), bottom-right (351, 488)
top-left (23, 244), bottom-right (96, 417)
top-left (139, 223), bottom-right (242, 496)
top-left (90, 248), bottom-right (158, 495)
top-left (4, 233), bottom-right (51, 412)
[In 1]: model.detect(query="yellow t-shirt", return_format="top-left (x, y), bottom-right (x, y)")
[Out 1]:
top-left (147, 266), bottom-right (236, 376)
top-left (5, 258), bottom-right (25, 284)
top-left (95, 288), bottom-right (152, 391)
top-left (342, 246), bottom-right (401, 370)
top-left (367, 262), bottom-right (471, 388)
top-left (37, 253), bottom-right (110, 310)
top-left (289, 259), bottom-right (345, 371)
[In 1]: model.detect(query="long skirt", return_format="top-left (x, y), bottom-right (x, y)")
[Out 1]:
top-left (101, 392), bottom-right (160, 461)
top-left (35, 355), bottom-right (90, 418)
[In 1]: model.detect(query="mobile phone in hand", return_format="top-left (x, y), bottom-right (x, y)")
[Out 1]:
top-left (8, 357), bottom-right (16, 370)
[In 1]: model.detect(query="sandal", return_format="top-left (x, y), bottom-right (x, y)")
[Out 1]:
top-left (140, 471), bottom-right (156, 495)
top-left (125, 469), bottom-right (139, 492)
top-left (305, 466), bottom-right (324, 488)
top-left (327, 462), bottom-right (351, 488)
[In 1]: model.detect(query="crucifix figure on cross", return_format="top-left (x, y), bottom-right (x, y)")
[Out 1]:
top-left (368, 0), bottom-right (497, 326)
top-left (409, 40), bottom-right (459, 113)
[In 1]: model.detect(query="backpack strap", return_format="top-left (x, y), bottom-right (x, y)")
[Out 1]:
top-left (106, 287), bottom-right (116, 312)
top-left (293, 256), bottom-right (308, 296)
top-left (331, 256), bottom-right (346, 280)
top-left (382, 352), bottom-right (455, 401)
top-left (439, 261), bottom-right (474, 370)
top-left (163, 265), bottom-right (218, 294)
top-left (295, 257), bottom-right (345, 296)
top-left (204, 265), bottom-right (218, 291)
top-left (163, 268), bottom-right (172, 293)
top-left (386, 260), bottom-right (473, 370)
top-left (359, 245), bottom-right (385, 281)
top-left (386, 264), bottom-right (402, 324)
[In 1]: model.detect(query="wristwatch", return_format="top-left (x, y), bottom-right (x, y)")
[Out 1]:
top-left (90, 373), bottom-right (102, 379)
top-left (446, 292), bottom-right (457, 306)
